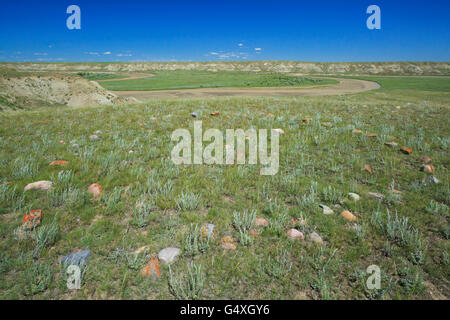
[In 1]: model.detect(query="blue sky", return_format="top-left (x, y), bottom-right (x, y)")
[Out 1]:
top-left (0, 0), bottom-right (449, 62)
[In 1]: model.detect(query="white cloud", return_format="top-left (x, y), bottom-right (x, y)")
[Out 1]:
top-left (103, 51), bottom-right (112, 55)
top-left (34, 52), bottom-right (48, 56)
top-left (238, 43), bottom-right (244, 47)
top-left (254, 48), bottom-right (262, 51)
top-left (117, 53), bottom-right (132, 57)
top-left (209, 52), bottom-right (219, 55)
top-left (85, 52), bottom-right (100, 56)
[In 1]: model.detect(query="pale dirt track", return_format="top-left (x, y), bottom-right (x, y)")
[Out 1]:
top-left (111, 78), bottom-right (381, 99)
top-left (97, 73), bottom-right (155, 82)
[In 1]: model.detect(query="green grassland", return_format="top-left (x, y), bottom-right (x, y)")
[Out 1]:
top-left (77, 73), bottom-right (129, 81)
top-left (100, 70), bottom-right (338, 91)
top-left (0, 75), bottom-right (449, 300)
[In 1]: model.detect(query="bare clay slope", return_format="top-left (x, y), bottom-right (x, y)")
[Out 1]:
top-left (3, 61), bottom-right (450, 75)
top-left (0, 73), bottom-right (134, 109)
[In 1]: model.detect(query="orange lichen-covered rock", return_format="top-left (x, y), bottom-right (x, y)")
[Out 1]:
top-left (341, 210), bottom-right (357, 222)
top-left (221, 236), bottom-right (237, 250)
top-left (254, 217), bottom-right (269, 227)
top-left (87, 183), bottom-right (102, 198)
top-left (364, 164), bottom-right (373, 174)
top-left (49, 160), bottom-right (69, 166)
top-left (22, 209), bottom-right (43, 230)
top-left (211, 111), bottom-right (220, 116)
top-left (366, 133), bottom-right (377, 138)
top-left (420, 165), bottom-right (435, 173)
top-left (141, 257), bottom-right (161, 278)
top-left (249, 229), bottom-right (259, 238)
top-left (400, 146), bottom-right (413, 154)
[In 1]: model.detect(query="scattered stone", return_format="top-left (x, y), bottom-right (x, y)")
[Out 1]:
top-left (94, 130), bottom-right (102, 135)
top-left (141, 257), bottom-right (161, 278)
top-left (24, 181), bottom-right (53, 191)
top-left (384, 141), bottom-right (399, 147)
top-left (255, 217), bottom-right (269, 227)
top-left (400, 146), bottom-right (413, 154)
top-left (421, 156), bottom-right (432, 164)
top-left (421, 165), bottom-right (435, 173)
top-left (348, 193), bottom-right (360, 201)
top-left (366, 133), bottom-right (377, 138)
top-left (249, 229), bottom-right (259, 238)
top-left (201, 223), bottom-right (215, 238)
top-left (273, 128), bottom-right (285, 134)
top-left (211, 111), bottom-right (220, 116)
top-left (287, 228), bottom-right (304, 240)
top-left (391, 189), bottom-right (404, 195)
top-left (341, 210), bottom-right (357, 222)
top-left (322, 122), bottom-right (332, 127)
top-left (302, 118), bottom-right (312, 123)
top-left (363, 164), bottom-right (373, 173)
top-left (134, 245), bottom-right (149, 255)
top-left (368, 192), bottom-right (385, 200)
top-left (87, 183), bottom-right (102, 198)
top-left (319, 204), bottom-right (334, 215)
top-left (59, 140), bottom-right (66, 145)
top-left (309, 232), bottom-right (324, 244)
top-left (49, 160), bottom-right (69, 166)
top-left (158, 247), bottom-right (181, 264)
top-left (221, 236), bottom-right (237, 250)
top-left (125, 119), bottom-right (132, 123)
top-left (61, 250), bottom-right (91, 267)
top-left (267, 113), bottom-right (274, 117)
top-left (22, 209), bottom-right (43, 230)
top-left (191, 112), bottom-right (198, 118)
top-left (89, 134), bottom-right (99, 140)
top-left (352, 129), bottom-right (362, 134)
top-left (429, 176), bottom-right (440, 184)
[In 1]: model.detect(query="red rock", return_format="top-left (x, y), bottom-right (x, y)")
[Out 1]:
top-left (249, 229), bottom-right (259, 238)
top-left (255, 218), bottom-right (269, 227)
top-left (88, 183), bottom-right (102, 198)
top-left (400, 146), bottom-right (413, 154)
top-left (49, 160), bottom-right (69, 166)
top-left (211, 111), bottom-right (220, 116)
top-left (287, 228), bottom-right (304, 240)
top-left (420, 165), bottom-right (435, 173)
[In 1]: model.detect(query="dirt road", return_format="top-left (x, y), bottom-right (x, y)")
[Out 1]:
top-left (111, 78), bottom-right (380, 99)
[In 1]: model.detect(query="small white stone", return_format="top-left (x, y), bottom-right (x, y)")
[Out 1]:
top-left (309, 232), bottom-right (324, 244)
top-left (158, 247), bottom-right (181, 264)
top-left (89, 134), bottom-right (99, 140)
top-left (320, 204), bottom-right (334, 215)
top-left (287, 229), bottom-right (304, 240)
top-left (24, 181), bottom-right (53, 191)
top-left (348, 193), bottom-right (360, 201)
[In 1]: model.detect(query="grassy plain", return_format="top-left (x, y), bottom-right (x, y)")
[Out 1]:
top-left (0, 75), bottom-right (448, 300)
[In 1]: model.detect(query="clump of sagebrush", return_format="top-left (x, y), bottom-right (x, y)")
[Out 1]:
top-left (184, 224), bottom-right (211, 256)
top-left (261, 249), bottom-right (292, 279)
top-left (233, 210), bottom-right (256, 233)
top-left (132, 194), bottom-right (154, 227)
top-left (372, 210), bottom-right (428, 265)
top-left (22, 262), bottom-right (53, 296)
top-left (32, 215), bottom-right (59, 257)
top-left (102, 186), bottom-right (123, 214)
top-left (176, 192), bottom-right (201, 211)
top-left (168, 262), bottom-right (205, 300)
